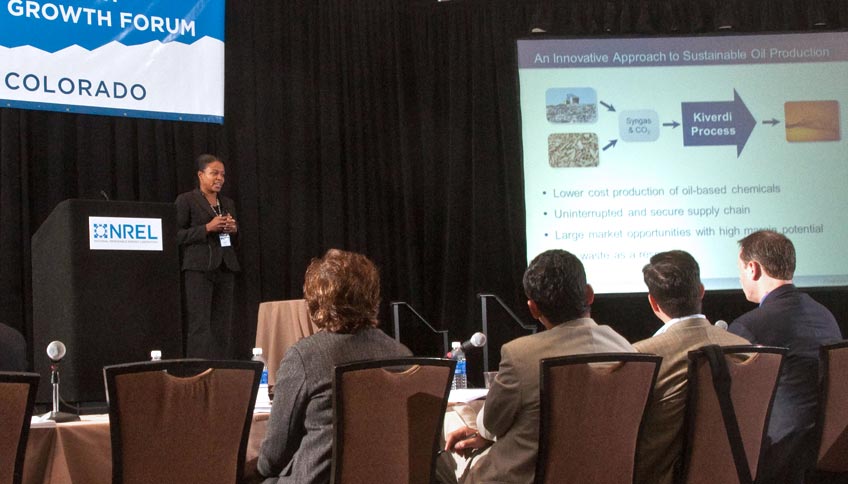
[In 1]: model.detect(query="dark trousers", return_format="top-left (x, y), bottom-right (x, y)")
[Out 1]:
top-left (183, 268), bottom-right (235, 359)
top-left (756, 428), bottom-right (817, 484)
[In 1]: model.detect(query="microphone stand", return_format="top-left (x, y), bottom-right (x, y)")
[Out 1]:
top-left (42, 361), bottom-right (81, 422)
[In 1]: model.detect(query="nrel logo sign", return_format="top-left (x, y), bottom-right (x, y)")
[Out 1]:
top-left (89, 217), bottom-right (163, 251)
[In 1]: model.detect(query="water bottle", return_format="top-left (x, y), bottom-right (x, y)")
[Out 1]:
top-left (451, 341), bottom-right (467, 390)
top-left (150, 350), bottom-right (162, 361)
top-left (252, 347), bottom-right (270, 405)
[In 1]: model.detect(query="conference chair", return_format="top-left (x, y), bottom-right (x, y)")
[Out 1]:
top-left (808, 340), bottom-right (848, 482)
top-left (534, 353), bottom-right (662, 484)
top-left (103, 359), bottom-right (263, 484)
top-left (680, 345), bottom-right (784, 484)
top-left (330, 357), bottom-right (456, 484)
top-left (0, 372), bottom-right (39, 484)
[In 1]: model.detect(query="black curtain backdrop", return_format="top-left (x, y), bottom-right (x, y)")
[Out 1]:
top-left (2, 0), bottom-right (847, 375)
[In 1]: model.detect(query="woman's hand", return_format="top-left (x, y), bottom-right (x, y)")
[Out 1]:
top-left (224, 214), bottom-right (238, 233)
top-left (205, 215), bottom-right (229, 233)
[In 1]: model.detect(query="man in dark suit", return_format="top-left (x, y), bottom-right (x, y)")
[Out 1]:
top-left (0, 322), bottom-right (28, 371)
top-left (729, 230), bottom-right (842, 484)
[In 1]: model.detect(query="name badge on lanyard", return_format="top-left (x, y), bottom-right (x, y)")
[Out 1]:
top-left (212, 199), bottom-right (231, 247)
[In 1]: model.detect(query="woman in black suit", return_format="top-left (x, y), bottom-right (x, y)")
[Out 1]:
top-left (175, 154), bottom-right (240, 358)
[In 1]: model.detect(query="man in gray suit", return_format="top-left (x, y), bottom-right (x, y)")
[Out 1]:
top-left (633, 250), bottom-right (749, 484)
top-left (441, 249), bottom-right (634, 484)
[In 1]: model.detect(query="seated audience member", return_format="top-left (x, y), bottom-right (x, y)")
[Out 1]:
top-left (441, 249), bottom-right (634, 484)
top-left (256, 249), bottom-right (412, 484)
top-left (728, 230), bottom-right (842, 484)
top-left (0, 322), bottom-right (28, 371)
top-left (633, 250), bottom-right (749, 484)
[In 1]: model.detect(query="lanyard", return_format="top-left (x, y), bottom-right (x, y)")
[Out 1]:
top-left (211, 198), bottom-right (223, 216)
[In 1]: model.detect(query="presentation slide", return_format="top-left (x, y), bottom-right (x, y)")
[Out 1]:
top-left (517, 32), bottom-right (848, 293)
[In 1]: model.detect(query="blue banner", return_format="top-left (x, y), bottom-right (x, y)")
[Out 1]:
top-left (0, 0), bottom-right (226, 123)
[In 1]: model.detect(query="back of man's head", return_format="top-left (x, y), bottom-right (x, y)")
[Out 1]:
top-left (642, 250), bottom-right (703, 318)
top-left (738, 230), bottom-right (795, 280)
top-left (523, 249), bottom-right (589, 324)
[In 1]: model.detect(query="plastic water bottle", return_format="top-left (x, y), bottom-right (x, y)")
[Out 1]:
top-left (451, 341), bottom-right (467, 390)
top-left (150, 350), bottom-right (162, 361)
top-left (252, 347), bottom-right (270, 405)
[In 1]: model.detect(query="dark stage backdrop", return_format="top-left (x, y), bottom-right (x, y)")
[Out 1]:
top-left (2, 0), bottom-right (847, 382)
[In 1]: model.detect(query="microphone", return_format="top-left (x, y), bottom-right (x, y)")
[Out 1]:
top-left (460, 332), bottom-right (487, 352)
top-left (715, 320), bottom-right (729, 330)
top-left (47, 340), bottom-right (66, 362)
top-left (446, 333), bottom-right (488, 358)
top-left (40, 340), bottom-right (80, 422)
top-left (99, 189), bottom-right (110, 201)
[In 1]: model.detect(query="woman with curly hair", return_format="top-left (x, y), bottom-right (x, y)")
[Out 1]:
top-left (256, 249), bottom-right (411, 484)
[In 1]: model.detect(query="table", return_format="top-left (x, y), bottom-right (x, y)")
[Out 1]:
top-left (22, 412), bottom-right (270, 484)
top-left (255, 299), bottom-right (319, 385)
top-left (21, 390), bottom-right (483, 484)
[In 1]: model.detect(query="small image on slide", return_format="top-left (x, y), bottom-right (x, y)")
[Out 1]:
top-left (548, 133), bottom-right (599, 167)
top-left (784, 100), bottom-right (840, 142)
top-left (546, 87), bottom-right (598, 123)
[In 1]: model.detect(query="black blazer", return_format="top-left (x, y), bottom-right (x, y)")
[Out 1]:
top-left (175, 189), bottom-right (240, 272)
top-left (729, 284), bottom-right (842, 443)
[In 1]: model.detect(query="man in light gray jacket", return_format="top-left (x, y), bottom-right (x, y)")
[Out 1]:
top-left (441, 249), bottom-right (634, 484)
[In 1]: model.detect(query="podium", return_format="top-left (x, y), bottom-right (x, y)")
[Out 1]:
top-left (32, 199), bottom-right (182, 403)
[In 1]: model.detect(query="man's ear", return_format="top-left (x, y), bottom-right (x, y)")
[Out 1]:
top-left (749, 261), bottom-right (764, 281)
top-left (585, 284), bottom-right (595, 307)
top-left (647, 293), bottom-right (661, 313)
top-left (527, 299), bottom-right (542, 320)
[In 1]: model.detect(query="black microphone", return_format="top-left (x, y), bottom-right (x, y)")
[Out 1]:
top-left (41, 340), bottom-right (80, 422)
top-left (99, 190), bottom-right (110, 201)
top-left (715, 320), bottom-right (729, 330)
top-left (460, 332), bottom-right (487, 353)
